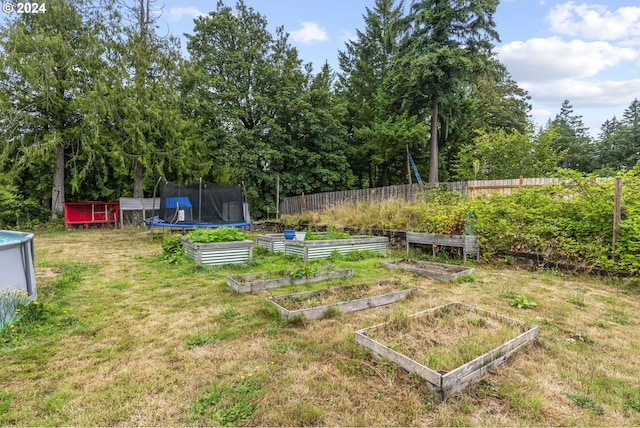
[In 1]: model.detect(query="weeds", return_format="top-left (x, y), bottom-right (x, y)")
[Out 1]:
top-left (623, 387), bottom-right (640, 413)
top-left (162, 235), bottom-right (185, 264)
top-left (290, 265), bottom-right (318, 278)
top-left (563, 392), bottom-right (604, 415)
top-left (509, 294), bottom-right (538, 309)
top-left (192, 376), bottom-right (261, 426)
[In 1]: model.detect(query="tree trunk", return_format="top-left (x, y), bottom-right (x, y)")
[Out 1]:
top-left (133, 161), bottom-right (144, 198)
top-left (428, 94), bottom-right (439, 184)
top-left (51, 142), bottom-right (65, 220)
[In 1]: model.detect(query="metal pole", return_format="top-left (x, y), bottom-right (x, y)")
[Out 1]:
top-left (276, 175), bottom-right (280, 220)
top-left (198, 177), bottom-right (202, 224)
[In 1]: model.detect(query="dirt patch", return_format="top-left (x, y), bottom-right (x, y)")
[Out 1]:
top-left (35, 267), bottom-right (61, 280)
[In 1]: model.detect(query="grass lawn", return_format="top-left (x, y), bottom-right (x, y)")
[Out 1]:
top-left (0, 228), bottom-right (639, 426)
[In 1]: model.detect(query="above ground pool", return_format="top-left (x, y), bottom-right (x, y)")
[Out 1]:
top-left (0, 231), bottom-right (37, 308)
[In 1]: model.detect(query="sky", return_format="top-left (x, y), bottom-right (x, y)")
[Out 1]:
top-left (157, 0), bottom-right (640, 137)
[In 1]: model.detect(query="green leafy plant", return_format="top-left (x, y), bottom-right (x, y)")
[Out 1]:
top-left (185, 227), bottom-right (250, 243)
top-left (162, 235), bottom-right (185, 264)
top-left (509, 294), bottom-right (538, 309)
top-left (290, 265), bottom-right (319, 278)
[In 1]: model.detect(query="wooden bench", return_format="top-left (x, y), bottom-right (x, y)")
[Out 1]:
top-left (406, 231), bottom-right (479, 263)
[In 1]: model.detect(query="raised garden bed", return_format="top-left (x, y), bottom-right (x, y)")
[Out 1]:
top-left (255, 233), bottom-right (287, 252)
top-left (355, 302), bottom-right (539, 399)
top-left (406, 232), bottom-right (479, 263)
top-left (382, 258), bottom-right (474, 281)
top-left (284, 236), bottom-right (388, 261)
top-left (255, 232), bottom-right (317, 252)
top-left (268, 279), bottom-right (417, 320)
top-left (181, 237), bottom-right (253, 265)
top-left (226, 268), bottom-right (354, 293)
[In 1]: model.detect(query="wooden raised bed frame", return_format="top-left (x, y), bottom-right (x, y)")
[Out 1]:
top-left (382, 259), bottom-right (474, 281)
top-left (355, 302), bottom-right (539, 399)
top-left (226, 268), bottom-right (354, 293)
top-left (406, 232), bottom-right (479, 263)
top-left (268, 280), bottom-right (417, 320)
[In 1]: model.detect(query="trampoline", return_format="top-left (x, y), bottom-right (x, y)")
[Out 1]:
top-left (144, 180), bottom-right (251, 230)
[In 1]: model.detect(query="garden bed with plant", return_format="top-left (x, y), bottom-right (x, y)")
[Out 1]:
top-left (356, 302), bottom-right (539, 399)
top-left (283, 225), bottom-right (388, 261)
top-left (268, 279), bottom-right (416, 321)
top-left (181, 227), bottom-right (253, 265)
top-left (382, 258), bottom-right (474, 281)
top-left (226, 266), bottom-right (354, 293)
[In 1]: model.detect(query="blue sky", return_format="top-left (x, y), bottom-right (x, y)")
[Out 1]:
top-left (159, 0), bottom-right (640, 137)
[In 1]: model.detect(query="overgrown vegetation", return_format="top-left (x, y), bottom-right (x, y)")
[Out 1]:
top-left (282, 171), bottom-right (640, 274)
top-left (305, 224), bottom-right (352, 240)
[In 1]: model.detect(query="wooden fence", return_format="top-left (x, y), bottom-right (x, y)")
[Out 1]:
top-left (279, 182), bottom-right (466, 215)
top-left (278, 176), bottom-right (605, 216)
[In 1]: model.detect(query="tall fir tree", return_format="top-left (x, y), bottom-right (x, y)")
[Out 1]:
top-left (0, 0), bottom-right (105, 218)
top-left (394, 0), bottom-right (500, 183)
top-left (548, 99), bottom-right (594, 172)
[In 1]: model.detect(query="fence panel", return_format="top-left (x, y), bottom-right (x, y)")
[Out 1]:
top-left (278, 177), bottom-right (577, 215)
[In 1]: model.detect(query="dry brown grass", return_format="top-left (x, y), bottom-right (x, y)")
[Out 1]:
top-left (0, 229), bottom-right (638, 426)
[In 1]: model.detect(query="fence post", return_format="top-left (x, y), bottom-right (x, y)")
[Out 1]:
top-left (612, 178), bottom-right (622, 261)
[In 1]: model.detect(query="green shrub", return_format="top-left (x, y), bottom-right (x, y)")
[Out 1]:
top-left (162, 235), bottom-right (185, 264)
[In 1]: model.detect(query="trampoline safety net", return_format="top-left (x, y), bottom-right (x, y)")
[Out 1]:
top-left (158, 181), bottom-right (247, 225)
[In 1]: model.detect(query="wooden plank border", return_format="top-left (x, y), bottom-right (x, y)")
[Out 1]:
top-left (355, 302), bottom-right (539, 399)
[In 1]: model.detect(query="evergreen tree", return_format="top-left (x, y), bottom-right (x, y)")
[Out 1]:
top-left (338, 0), bottom-right (426, 188)
top-left (394, 0), bottom-right (500, 183)
top-left (548, 100), bottom-right (594, 172)
top-left (94, 0), bottom-right (206, 198)
top-left (0, 0), bottom-right (105, 218)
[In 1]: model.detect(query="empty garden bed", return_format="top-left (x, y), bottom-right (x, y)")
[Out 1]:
top-left (268, 279), bottom-right (417, 320)
top-left (382, 258), bottom-right (474, 281)
top-left (226, 267), bottom-right (354, 293)
top-left (355, 302), bottom-right (539, 399)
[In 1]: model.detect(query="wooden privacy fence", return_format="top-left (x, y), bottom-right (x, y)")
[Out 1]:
top-left (278, 176), bottom-right (605, 215)
top-left (279, 182), bottom-right (466, 215)
top-left (466, 176), bottom-right (601, 196)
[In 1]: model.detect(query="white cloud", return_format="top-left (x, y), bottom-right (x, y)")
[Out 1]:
top-left (497, 37), bottom-right (637, 82)
top-left (166, 6), bottom-right (206, 23)
top-left (548, 2), bottom-right (640, 40)
top-left (521, 78), bottom-right (640, 109)
top-left (290, 22), bottom-right (329, 43)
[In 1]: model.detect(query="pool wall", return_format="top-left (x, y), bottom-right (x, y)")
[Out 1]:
top-left (0, 231), bottom-right (37, 304)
